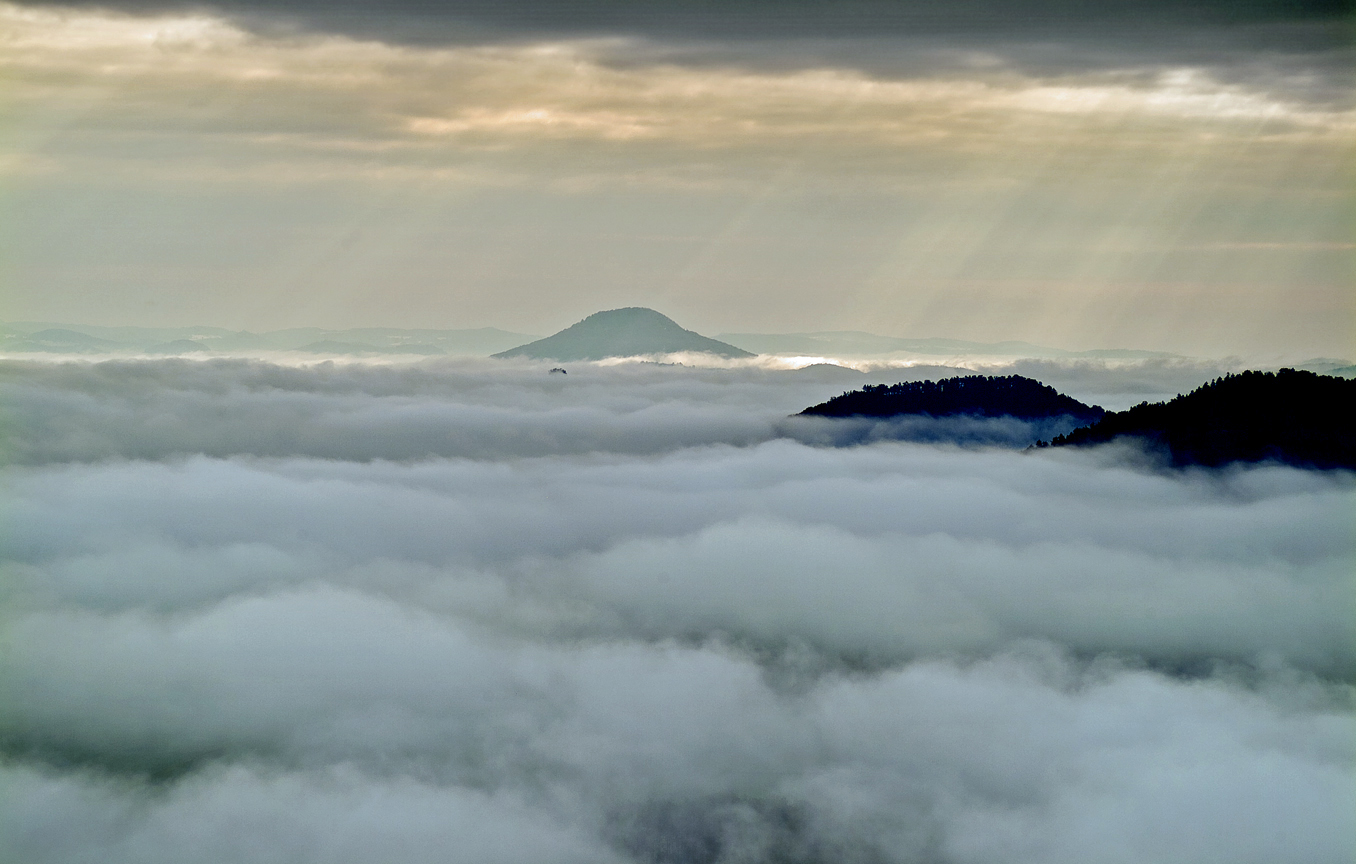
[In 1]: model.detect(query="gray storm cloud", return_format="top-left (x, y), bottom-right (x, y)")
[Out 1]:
top-left (1, 357), bottom-right (1352, 863)
top-left (13, 0), bottom-right (1347, 48)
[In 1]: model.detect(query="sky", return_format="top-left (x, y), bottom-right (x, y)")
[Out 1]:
top-left (1, 0), bottom-right (1352, 358)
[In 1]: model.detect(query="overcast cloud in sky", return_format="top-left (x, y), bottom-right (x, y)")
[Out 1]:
top-left (2, 0), bottom-right (1352, 357)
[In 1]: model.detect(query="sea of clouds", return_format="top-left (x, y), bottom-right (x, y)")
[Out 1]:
top-left (1, 356), bottom-right (1352, 864)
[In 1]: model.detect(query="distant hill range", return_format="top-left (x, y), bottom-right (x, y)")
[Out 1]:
top-left (493, 308), bottom-right (754, 361)
top-left (5, 319), bottom-right (1352, 380)
top-left (1, 328), bottom-right (125, 353)
top-left (0, 323), bottom-right (536, 356)
top-left (719, 331), bottom-right (1173, 359)
top-left (801, 375), bottom-right (1106, 422)
top-left (1048, 369), bottom-right (1355, 469)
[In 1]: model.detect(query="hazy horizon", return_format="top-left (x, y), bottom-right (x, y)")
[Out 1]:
top-left (1, 311), bottom-right (1349, 367)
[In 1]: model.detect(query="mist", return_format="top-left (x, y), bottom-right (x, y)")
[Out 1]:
top-left (1, 357), bottom-right (1351, 863)
top-left (0, 354), bottom-right (1244, 464)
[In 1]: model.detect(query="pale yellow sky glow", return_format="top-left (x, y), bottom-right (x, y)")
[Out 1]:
top-left (2, 2), bottom-right (1351, 358)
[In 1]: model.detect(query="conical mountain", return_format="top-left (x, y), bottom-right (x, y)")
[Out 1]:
top-left (493, 308), bottom-right (755, 361)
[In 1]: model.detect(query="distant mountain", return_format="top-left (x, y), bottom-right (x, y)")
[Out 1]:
top-left (146, 340), bottom-right (209, 354)
top-left (0, 323), bottom-right (234, 345)
top-left (1048, 369), bottom-right (1355, 469)
top-left (801, 375), bottom-right (1106, 422)
top-left (719, 330), bottom-right (1171, 359)
top-left (307, 327), bottom-right (527, 355)
top-left (494, 308), bottom-right (754, 361)
top-left (0, 328), bottom-right (123, 353)
top-left (0, 323), bottom-right (537, 356)
top-left (297, 340), bottom-right (385, 355)
top-left (200, 327), bottom-right (529, 355)
top-left (1295, 357), bottom-right (1354, 376)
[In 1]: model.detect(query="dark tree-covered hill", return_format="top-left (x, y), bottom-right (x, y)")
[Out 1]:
top-left (800, 375), bottom-right (1105, 421)
top-left (1049, 369), bottom-right (1355, 469)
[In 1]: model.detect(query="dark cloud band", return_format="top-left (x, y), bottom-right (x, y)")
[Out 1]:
top-left (9, 0), bottom-right (1351, 43)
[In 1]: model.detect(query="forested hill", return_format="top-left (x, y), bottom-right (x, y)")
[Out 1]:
top-left (1049, 369), bottom-right (1355, 469)
top-left (800, 375), bottom-right (1106, 421)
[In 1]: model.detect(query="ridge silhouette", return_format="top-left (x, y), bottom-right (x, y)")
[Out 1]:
top-left (800, 375), bottom-right (1105, 422)
top-left (1047, 368), bottom-right (1355, 469)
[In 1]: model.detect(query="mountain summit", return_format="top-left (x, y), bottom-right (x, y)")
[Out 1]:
top-left (493, 308), bottom-right (754, 361)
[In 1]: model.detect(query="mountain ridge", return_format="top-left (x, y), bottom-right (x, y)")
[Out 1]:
top-left (1047, 368), bottom-right (1355, 469)
top-left (0, 323), bottom-right (537, 355)
top-left (800, 375), bottom-right (1106, 422)
top-left (720, 330), bottom-right (1173, 359)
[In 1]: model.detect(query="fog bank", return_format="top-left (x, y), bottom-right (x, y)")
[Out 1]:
top-left (2, 357), bottom-right (1351, 863)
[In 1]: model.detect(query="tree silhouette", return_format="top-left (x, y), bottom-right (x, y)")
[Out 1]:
top-left (801, 375), bottom-right (1105, 422)
top-left (1049, 369), bottom-right (1355, 469)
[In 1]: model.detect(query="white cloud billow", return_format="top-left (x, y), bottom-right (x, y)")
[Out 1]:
top-left (1, 357), bottom-right (1351, 863)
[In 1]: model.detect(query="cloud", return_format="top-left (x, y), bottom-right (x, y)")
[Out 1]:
top-left (7, 425), bottom-right (1352, 675)
top-left (0, 355), bottom-right (1256, 466)
top-left (2, 1), bottom-right (1348, 176)
top-left (781, 413), bottom-right (1092, 448)
top-left (1, 761), bottom-right (626, 864)
top-left (9, 0), bottom-right (1350, 43)
top-left (0, 357), bottom-right (805, 463)
top-left (2, 620), bottom-right (1352, 863)
top-left (2, 356), bottom-right (1351, 862)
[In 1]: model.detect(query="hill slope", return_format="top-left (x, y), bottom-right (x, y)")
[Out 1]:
top-left (493, 308), bottom-right (754, 361)
top-left (1050, 369), bottom-right (1355, 469)
top-left (801, 375), bottom-right (1106, 422)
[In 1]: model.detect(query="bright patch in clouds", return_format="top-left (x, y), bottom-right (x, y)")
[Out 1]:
top-left (1, 2), bottom-right (1349, 157)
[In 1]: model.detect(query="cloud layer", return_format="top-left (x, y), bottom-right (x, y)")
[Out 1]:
top-left (2, 357), bottom-right (1352, 862)
top-left (0, 355), bottom-right (1254, 464)
top-left (5, 3), bottom-right (1346, 164)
